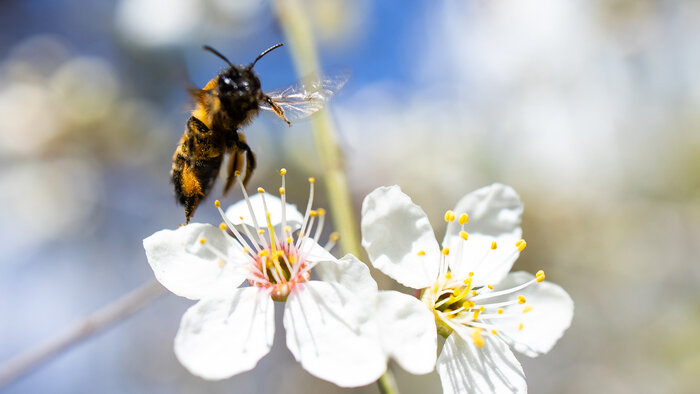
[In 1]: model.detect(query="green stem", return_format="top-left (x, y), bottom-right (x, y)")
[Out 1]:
top-left (272, 0), bottom-right (362, 258)
top-left (272, 1), bottom-right (398, 393)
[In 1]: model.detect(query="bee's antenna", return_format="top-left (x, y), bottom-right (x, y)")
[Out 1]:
top-left (202, 45), bottom-right (233, 67)
top-left (249, 43), bottom-right (284, 69)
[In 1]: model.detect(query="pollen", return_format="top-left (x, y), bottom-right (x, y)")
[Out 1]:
top-left (523, 305), bottom-right (534, 313)
top-left (257, 187), bottom-right (265, 193)
top-left (308, 177), bottom-right (315, 184)
top-left (460, 231), bottom-right (469, 240)
top-left (491, 241), bottom-right (497, 249)
top-left (472, 329), bottom-right (485, 347)
top-left (234, 170), bottom-right (241, 177)
top-left (214, 200), bottom-right (221, 208)
top-left (444, 210), bottom-right (456, 222)
top-left (458, 213), bottom-right (469, 225)
top-left (519, 323), bottom-right (524, 331)
top-left (536, 270), bottom-right (546, 282)
top-left (417, 250), bottom-right (426, 256)
top-left (518, 295), bottom-right (526, 304)
top-left (279, 187), bottom-right (285, 195)
top-left (516, 239), bottom-right (527, 251)
top-left (258, 229), bottom-right (265, 235)
top-left (280, 168), bottom-right (287, 175)
top-left (473, 309), bottom-right (481, 320)
top-left (442, 248), bottom-right (450, 255)
top-left (219, 223), bottom-right (227, 230)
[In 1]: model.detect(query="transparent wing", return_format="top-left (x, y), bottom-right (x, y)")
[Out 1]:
top-left (260, 70), bottom-right (350, 123)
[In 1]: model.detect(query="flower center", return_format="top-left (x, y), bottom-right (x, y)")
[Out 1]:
top-left (419, 209), bottom-right (544, 346)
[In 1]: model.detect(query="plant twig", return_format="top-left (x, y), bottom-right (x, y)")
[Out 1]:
top-left (0, 279), bottom-right (166, 388)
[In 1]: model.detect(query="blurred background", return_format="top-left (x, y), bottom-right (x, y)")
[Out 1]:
top-left (1, 0), bottom-right (699, 393)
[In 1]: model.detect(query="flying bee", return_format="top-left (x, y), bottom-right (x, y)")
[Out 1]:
top-left (171, 43), bottom-right (349, 224)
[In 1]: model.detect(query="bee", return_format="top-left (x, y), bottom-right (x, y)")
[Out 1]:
top-left (171, 43), bottom-right (349, 224)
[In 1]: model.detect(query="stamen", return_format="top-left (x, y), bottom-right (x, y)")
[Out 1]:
top-left (460, 231), bottom-right (469, 240)
top-left (522, 305), bottom-right (534, 313)
top-left (491, 241), bottom-right (497, 250)
top-left (442, 248), bottom-right (450, 255)
top-left (516, 239), bottom-right (527, 251)
top-left (517, 295), bottom-right (526, 304)
top-left (472, 328), bottom-right (485, 347)
top-left (536, 270), bottom-right (546, 282)
top-left (199, 238), bottom-right (206, 244)
top-left (471, 276), bottom-right (540, 301)
top-left (444, 210), bottom-right (456, 222)
top-left (296, 177), bottom-right (316, 249)
top-left (458, 213), bottom-right (469, 225)
top-left (219, 223), bottom-right (227, 230)
top-left (236, 176), bottom-right (267, 246)
top-left (324, 232), bottom-right (339, 251)
top-left (417, 250), bottom-right (426, 256)
top-left (519, 323), bottom-right (524, 330)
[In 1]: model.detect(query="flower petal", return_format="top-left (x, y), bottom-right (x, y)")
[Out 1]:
top-left (283, 281), bottom-right (386, 387)
top-left (487, 271), bottom-right (574, 357)
top-left (224, 193), bottom-right (305, 230)
top-left (174, 287), bottom-right (275, 380)
top-left (298, 236), bottom-right (337, 264)
top-left (314, 254), bottom-right (379, 302)
top-left (361, 185), bottom-right (440, 289)
top-left (375, 290), bottom-right (437, 375)
top-left (444, 184), bottom-right (523, 284)
top-left (437, 332), bottom-right (527, 394)
top-left (143, 223), bottom-right (248, 300)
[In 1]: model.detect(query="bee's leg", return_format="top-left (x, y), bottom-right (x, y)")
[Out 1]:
top-left (237, 132), bottom-right (257, 187)
top-left (222, 149), bottom-right (244, 197)
top-left (264, 95), bottom-right (291, 126)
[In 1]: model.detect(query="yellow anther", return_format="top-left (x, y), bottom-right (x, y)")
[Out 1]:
top-left (286, 237), bottom-right (293, 244)
top-left (469, 272), bottom-right (474, 277)
top-left (242, 247), bottom-right (249, 254)
top-left (214, 200), bottom-right (221, 208)
top-left (472, 309), bottom-right (481, 320)
top-left (317, 208), bottom-right (326, 216)
top-left (444, 308), bottom-right (453, 315)
top-left (284, 226), bottom-right (292, 234)
top-left (479, 306), bottom-right (485, 312)
top-left (472, 329), bottom-right (485, 348)
top-left (523, 305), bottom-right (534, 313)
top-left (258, 250), bottom-right (269, 257)
top-left (536, 270), bottom-right (546, 282)
top-left (497, 309), bottom-right (504, 314)
top-left (234, 170), bottom-right (241, 177)
top-left (463, 277), bottom-right (472, 286)
top-left (458, 213), bottom-right (469, 225)
top-left (280, 168), bottom-right (287, 175)
top-left (518, 323), bottom-right (524, 331)
top-left (487, 284), bottom-right (494, 290)
top-left (217, 259), bottom-right (225, 268)
top-left (517, 295), bottom-right (526, 304)
top-left (199, 238), bottom-right (206, 244)
top-left (257, 187), bottom-right (265, 193)
top-left (472, 290), bottom-right (477, 296)
top-left (491, 241), bottom-right (497, 250)
top-left (467, 301), bottom-right (475, 308)
top-left (445, 271), bottom-right (452, 279)
top-left (442, 248), bottom-right (450, 256)
top-left (258, 229), bottom-right (264, 235)
top-left (308, 177), bottom-right (315, 184)
top-left (460, 231), bottom-right (469, 240)
top-left (417, 250), bottom-right (426, 256)
top-left (309, 210), bottom-right (317, 217)
top-left (219, 223), bottom-right (227, 230)
top-left (516, 239), bottom-right (527, 251)
top-left (491, 330), bottom-right (498, 335)
top-left (444, 210), bottom-right (456, 222)
top-left (279, 187), bottom-right (285, 195)
top-left (330, 232), bottom-right (340, 242)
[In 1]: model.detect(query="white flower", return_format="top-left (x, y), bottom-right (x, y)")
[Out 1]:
top-left (361, 183), bottom-right (574, 394)
top-left (144, 170), bottom-right (385, 387)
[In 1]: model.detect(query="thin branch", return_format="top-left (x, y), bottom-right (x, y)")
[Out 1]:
top-left (0, 279), bottom-right (166, 388)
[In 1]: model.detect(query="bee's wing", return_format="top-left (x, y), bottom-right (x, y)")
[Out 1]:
top-left (260, 70), bottom-right (350, 122)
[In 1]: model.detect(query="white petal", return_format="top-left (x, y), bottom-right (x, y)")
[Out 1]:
top-left (437, 332), bottom-right (527, 394)
top-left (298, 236), bottom-right (337, 264)
top-left (143, 223), bottom-right (248, 300)
top-left (361, 185), bottom-right (440, 289)
top-left (314, 254), bottom-right (379, 303)
top-left (375, 291), bottom-right (437, 375)
top-left (224, 194), bottom-right (305, 230)
top-left (284, 281), bottom-right (386, 387)
top-left (174, 287), bottom-right (275, 380)
top-left (487, 271), bottom-right (574, 357)
top-left (444, 184), bottom-right (523, 284)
